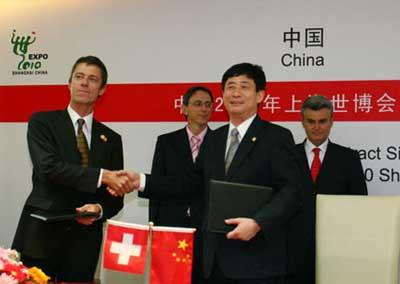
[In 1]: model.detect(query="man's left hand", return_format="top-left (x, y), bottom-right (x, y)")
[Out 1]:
top-left (75, 204), bottom-right (102, 226)
top-left (225, 218), bottom-right (261, 241)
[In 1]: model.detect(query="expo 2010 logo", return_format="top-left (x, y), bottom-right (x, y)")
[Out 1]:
top-left (11, 29), bottom-right (48, 76)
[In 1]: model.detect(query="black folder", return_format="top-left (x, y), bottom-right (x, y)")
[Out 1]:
top-left (207, 179), bottom-right (274, 233)
top-left (30, 211), bottom-right (99, 223)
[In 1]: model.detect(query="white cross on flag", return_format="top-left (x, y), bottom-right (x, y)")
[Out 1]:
top-left (103, 220), bottom-right (149, 274)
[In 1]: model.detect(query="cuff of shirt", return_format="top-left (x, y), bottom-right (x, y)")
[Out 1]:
top-left (97, 169), bottom-right (103, 188)
top-left (139, 173), bottom-right (146, 192)
top-left (96, 203), bottom-right (103, 220)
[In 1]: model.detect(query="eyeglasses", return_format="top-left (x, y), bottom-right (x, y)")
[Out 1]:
top-left (189, 101), bottom-right (213, 108)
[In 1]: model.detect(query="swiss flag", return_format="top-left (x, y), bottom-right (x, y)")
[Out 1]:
top-left (150, 226), bottom-right (196, 284)
top-left (103, 220), bottom-right (149, 274)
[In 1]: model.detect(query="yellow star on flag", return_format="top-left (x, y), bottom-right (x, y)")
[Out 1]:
top-left (178, 239), bottom-right (189, 251)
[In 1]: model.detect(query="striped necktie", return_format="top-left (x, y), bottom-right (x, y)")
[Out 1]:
top-left (190, 135), bottom-right (201, 162)
top-left (77, 118), bottom-right (89, 168)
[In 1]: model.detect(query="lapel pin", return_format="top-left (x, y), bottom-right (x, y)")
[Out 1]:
top-left (100, 134), bottom-right (108, 142)
top-left (251, 137), bottom-right (257, 142)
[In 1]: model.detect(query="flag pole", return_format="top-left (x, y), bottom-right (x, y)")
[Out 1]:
top-left (146, 221), bottom-right (154, 284)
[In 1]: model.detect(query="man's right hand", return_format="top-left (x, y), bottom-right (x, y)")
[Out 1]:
top-left (103, 170), bottom-right (141, 196)
top-left (102, 169), bottom-right (135, 196)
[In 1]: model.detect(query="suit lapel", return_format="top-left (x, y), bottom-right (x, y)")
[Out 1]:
top-left (90, 120), bottom-right (106, 167)
top-left (213, 125), bottom-right (228, 180)
top-left (226, 116), bottom-right (263, 180)
top-left (298, 141), bottom-right (314, 184)
top-left (315, 141), bottom-right (333, 185)
top-left (56, 110), bottom-right (81, 163)
top-left (177, 128), bottom-right (194, 165)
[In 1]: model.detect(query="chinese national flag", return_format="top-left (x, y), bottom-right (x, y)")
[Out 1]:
top-left (103, 220), bottom-right (149, 274)
top-left (150, 226), bottom-right (196, 284)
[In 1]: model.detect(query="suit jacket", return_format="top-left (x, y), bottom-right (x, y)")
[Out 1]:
top-left (13, 110), bottom-right (123, 262)
top-left (140, 127), bottom-right (210, 284)
top-left (287, 140), bottom-right (368, 284)
top-left (141, 116), bottom-right (301, 279)
top-left (143, 127), bottom-right (209, 228)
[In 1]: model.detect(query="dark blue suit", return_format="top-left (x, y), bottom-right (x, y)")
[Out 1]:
top-left (146, 127), bottom-right (207, 228)
top-left (12, 110), bottom-right (123, 281)
top-left (140, 127), bottom-right (210, 283)
top-left (286, 141), bottom-right (368, 284)
top-left (141, 116), bottom-right (301, 281)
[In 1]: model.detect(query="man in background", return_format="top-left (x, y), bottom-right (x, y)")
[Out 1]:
top-left (286, 95), bottom-right (368, 284)
top-left (145, 86), bottom-right (213, 228)
top-left (141, 86), bottom-right (213, 283)
top-left (12, 55), bottom-right (130, 282)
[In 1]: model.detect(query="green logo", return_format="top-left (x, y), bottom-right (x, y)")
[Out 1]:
top-left (11, 29), bottom-right (48, 75)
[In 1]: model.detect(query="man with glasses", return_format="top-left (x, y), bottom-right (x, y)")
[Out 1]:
top-left (139, 86), bottom-right (213, 283)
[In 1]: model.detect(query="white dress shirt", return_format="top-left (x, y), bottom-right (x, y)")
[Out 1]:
top-left (225, 114), bottom-right (256, 158)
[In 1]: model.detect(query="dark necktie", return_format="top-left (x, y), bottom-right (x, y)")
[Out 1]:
top-left (225, 128), bottom-right (239, 174)
top-left (311, 147), bottom-right (321, 182)
top-left (77, 118), bottom-right (89, 168)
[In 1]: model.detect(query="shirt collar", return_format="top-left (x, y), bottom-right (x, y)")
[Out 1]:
top-left (305, 138), bottom-right (329, 155)
top-left (228, 114), bottom-right (256, 140)
top-left (186, 125), bottom-right (208, 142)
top-left (67, 105), bottom-right (93, 132)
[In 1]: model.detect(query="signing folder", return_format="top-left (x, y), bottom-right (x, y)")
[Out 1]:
top-left (207, 179), bottom-right (274, 233)
top-left (30, 211), bottom-right (99, 223)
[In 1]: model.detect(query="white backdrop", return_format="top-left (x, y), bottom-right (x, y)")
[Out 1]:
top-left (1, 1), bottom-right (399, 282)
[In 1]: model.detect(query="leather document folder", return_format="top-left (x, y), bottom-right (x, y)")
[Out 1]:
top-left (207, 179), bottom-right (274, 234)
top-left (30, 211), bottom-right (99, 223)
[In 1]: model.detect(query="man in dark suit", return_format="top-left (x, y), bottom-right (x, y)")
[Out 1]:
top-left (286, 95), bottom-right (368, 284)
top-left (146, 86), bottom-right (213, 228)
top-left (117, 63), bottom-right (301, 284)
top-left (143, 86), bottom-right (213, 283)
top-left (12, 56), bottom-right (130, 282)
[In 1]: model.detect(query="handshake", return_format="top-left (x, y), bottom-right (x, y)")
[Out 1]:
top-left (102, 170), bottom-right (141, 196)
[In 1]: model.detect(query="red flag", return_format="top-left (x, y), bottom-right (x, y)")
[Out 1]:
top-left (150, 226), bottom-right (196, 284)
top-left (103, 220), bottom-right (149, 274)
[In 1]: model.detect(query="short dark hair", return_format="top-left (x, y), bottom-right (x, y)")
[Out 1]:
top-left (221, 63), bottom-right (266, 92)
top-left (301, 95), bottom-right (333, 117)
top-left (68, 56), bottom-right (108, 88)
top-left (182, 86), bottom-right (213, 106)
